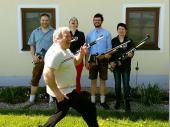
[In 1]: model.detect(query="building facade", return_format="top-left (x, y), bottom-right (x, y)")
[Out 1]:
top-left (0, 0), bottom-right (169, 89)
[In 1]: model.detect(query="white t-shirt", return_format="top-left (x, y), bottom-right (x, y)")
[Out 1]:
top-left (43, 43), bottom-right (76, 96)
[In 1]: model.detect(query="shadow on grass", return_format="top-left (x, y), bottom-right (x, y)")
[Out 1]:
top-left (0, 108), bottom-right (168, 122)
top-left (96, 109), bottom-right (168, 122)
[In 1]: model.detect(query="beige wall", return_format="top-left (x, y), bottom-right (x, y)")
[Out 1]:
top-left (122, 0), bottom-right (169, 76)
top-left (0, 0), bottom-right (59, 76)
top-left (0, 0), bottom-right (169, 87)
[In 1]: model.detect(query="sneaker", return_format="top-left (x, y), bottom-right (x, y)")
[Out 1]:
top-left (100, 102), bottom-right (110, 110)
top-left (23, 101), bottom-right (34, 108)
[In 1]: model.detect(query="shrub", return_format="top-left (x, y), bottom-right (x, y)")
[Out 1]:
top-left (0, 86), bottom-right (48, 104)
top-left (139, 83), bottom-right (161, 106)
top-left (0, 86), bottom-right (29, 103)
top-left (130, 83), bottom-right (169, 106)
top-left (130, 86), bottom-right (141, 101)
top-left (0, 84), bottom-right (168, 105)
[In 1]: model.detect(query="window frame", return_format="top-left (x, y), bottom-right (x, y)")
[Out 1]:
top-left (126, 7), bottom-right (160, 50)
top-left (21, 8), bottom-right (56, 51)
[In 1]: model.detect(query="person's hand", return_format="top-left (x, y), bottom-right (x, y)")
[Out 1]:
top-left (85, 62), bottom-right (90, 70)
top-left (32, 55), bottom-right (41, 63)
top-left (80, 44), bottom-right (88, 56)
top-left (117, 61), bottom-right (122, 66)
top-left (39, 56), bottom-right (44, 62)
top-left (56, 90), bottom-right (69, 103)
top-left (110, 62), bottom-right (116, 70)
top-left (127, 52), bottom-right (134, 58)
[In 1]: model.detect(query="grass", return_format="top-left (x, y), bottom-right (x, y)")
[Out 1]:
top-left (0, 108), bottom-right (168, 127)
top-left (0, 85), bottom-right (168, 126)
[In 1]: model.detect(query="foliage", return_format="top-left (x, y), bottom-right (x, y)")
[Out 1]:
top-left (0, 84), bottom-right (168, 105)
top-left (131, 83), bottom-right (168, 106)
top-left (130, 86), bottom-right (141, 100)
top-left (140, 83), bottom-right (162, 105)
top-left (0, 86), bottom-right (48, 104)
top-left (0, 86), bottom-right (29, 103)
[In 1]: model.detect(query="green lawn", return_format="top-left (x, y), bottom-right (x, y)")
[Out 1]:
top-left (0, 108), bottom-right (168, 127)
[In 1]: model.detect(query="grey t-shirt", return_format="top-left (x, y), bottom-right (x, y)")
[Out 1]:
top-left (44, 43), bottom-right (76, 96)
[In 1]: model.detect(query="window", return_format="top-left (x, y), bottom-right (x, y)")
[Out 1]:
top-left (126, 8), bottom-right (160, 50)
top-left (21, 8), bottom-right (56, 51)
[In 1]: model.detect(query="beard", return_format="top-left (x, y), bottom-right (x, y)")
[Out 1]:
top-left (94, 23), bottom-right (101, 28)
top-left (42, 23), bottom-right (49, 28)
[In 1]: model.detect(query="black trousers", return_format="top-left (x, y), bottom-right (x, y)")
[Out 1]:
top-left (42, 90), bottom-right (99, 127)
top-left (113, 68), bottom-right (131, 105)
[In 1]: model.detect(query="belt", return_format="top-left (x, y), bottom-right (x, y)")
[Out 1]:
top-left (91, 53), bottom-right (98, 56)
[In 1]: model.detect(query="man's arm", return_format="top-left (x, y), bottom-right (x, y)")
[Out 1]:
top-left (43, 67), bottom-right (69, 102)
top-left (74, 44), bottom-right (88, 66)
top-left (30, 45), bottom-right (41, 63)
top-left (74, 53), bottom-right (84, 66)
top-left (30, 45), bottom-right (35, 57)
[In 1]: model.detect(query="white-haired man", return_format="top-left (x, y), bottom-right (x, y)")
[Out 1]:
top-left (40, 27), bottom-right (99, 127)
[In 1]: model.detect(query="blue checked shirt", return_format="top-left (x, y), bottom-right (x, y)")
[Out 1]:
top-left (28, 26), bottom-right (54, 54)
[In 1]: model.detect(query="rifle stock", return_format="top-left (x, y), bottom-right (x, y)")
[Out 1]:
top-left (96, 40), bottom-right (131, 60)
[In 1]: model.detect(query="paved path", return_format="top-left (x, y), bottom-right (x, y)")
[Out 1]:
top-left (0, 102), bottom-right (168, 113)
